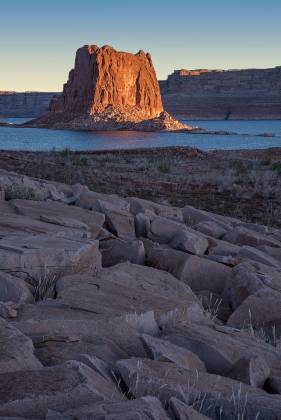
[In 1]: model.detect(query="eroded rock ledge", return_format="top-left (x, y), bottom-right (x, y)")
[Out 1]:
top-left (160, 66), bottom-right (281, 120)
top-left (0, 169), bottom-right (281, 418)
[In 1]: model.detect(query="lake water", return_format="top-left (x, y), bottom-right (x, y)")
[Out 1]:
top-left (0, 118), bottom-right (280, 151)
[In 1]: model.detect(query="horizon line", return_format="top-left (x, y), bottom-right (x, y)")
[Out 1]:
top-left (1, 64), bottom-right (281, 93)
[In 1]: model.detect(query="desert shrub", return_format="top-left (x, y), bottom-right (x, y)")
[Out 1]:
top-left (59, 147), bottom-right (73, 158)
top-left (260, 158), bottom-right (271, 166)
top-left (71, 154), bottom-right (88, 166)
top-left (33, 272), bottom-right (59, 301)
top-left (59, 148), bottom-right (88, 166)
top-left (157, 158), bottom-right (172, 173)
top-left (230, 160), bottom-right (253, 174)
top-left (271, 162), bottom-right (281, 175)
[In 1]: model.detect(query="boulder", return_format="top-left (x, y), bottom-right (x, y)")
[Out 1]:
top-left (77, 191), bottom-right (130, 213)
top-left (206, 253), bottom-right (237, 267)
top-left (162, 323), bottom-right (281, 375)
top-left (135, 212), bottom-right (151, 237)
top-left (100, 238), bottom-right (145, 267)
top-left (149, 217), bottom-right (185, 242)
top-left (258, 244), bottom-right (281, 261)
top-left (0, 302), bottom-right (18, 319)
top-left (75, 354), bottom-right (115, 383)
top-left (11, 198), bottom-right (105, 239)
top-left (0, 212), bottom-right (90, 239)
top-left (227, 288), bottom-right (281, 331)
top-left (226, 356), bottom-right (270, 388)
top-left (237, 245), bottom-right (281, 269)
top-left (170, 230), bottom-right (209, 255)
top-left (208, 239), bottom-right (240, 257)
top-left (141, 333), bottom-right (206, 371)
top-left (147, 245), bottom-right (232, 294)
top-left (55, 263), bottom-right (204, 327)
top-left (182, 205), bottom-right (234, 230)
top-left (266, 376), bottom-right (281, 394)
top-left (0, 318), bottom-right (42, 373)
top-left (0, 360), bottom-right (123, 418)
top-left (146, 246), bottom-right (189, 278)
top-left (0, 272), bottom-right (33, 305)
top-left (128, 197), bottom-right (183, 222)
top-left (168, 398), bottom-right (211, 420)
top-left (192, 393), bottom-right (281, 420)
top-left (223, 260), bottom-right (281, 310)
top-left (0, 184), bottom-right (4, 200)
top-left (77, 193), bottom-right (135, 239)
top-left (0, 168), bottom-right (87, 203)
top-left (13, 316), bottom-right (148, 366)
top-left (104, 208), bottom-right (136, 239)
top-left (116, 358), bottom-right (281, 419)
top-left (194, 220), bottom-right (228, 239)
top-left (149, 216), bottom-right (209, 255)
top-left (223, 226), bottom-right (281, 248)
top-left (0, 234), bottom-right (101, 279)
top-left (60, 396), bottom-right (170, 420)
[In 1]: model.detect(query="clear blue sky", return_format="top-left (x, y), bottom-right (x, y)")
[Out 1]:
top-left (1, 0), bottom-right (280, 91)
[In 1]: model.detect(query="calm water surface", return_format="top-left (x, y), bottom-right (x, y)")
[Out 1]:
top-left (0, 118), bottom-right (280, 151)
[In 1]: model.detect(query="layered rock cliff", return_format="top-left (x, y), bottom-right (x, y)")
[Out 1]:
top-left (30, 44), bottom-right (188, 131)
top-left (0, 92), bottom-right (56, 118)
top-left (160, 67), bottom-right (281, 119)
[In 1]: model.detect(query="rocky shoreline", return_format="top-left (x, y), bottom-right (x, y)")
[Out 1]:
top-left (25, 109), bottom-right (192, 132)
top-left (0, 167), bottom-right (281, 419)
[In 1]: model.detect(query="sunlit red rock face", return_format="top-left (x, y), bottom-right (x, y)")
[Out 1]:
top-left (29, 44), bottom-right (190, 131)
top-left (50, 45), bottom-right (163, 119)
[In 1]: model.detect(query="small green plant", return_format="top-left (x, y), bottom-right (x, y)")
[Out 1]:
top-left (157, 158), bottom-right (171, 173)
top-left (271, 162), bottom-right (281, 175)
top-left (230, 160), bottom-right (252, 174)
top-left (60, 147), bottom-right (73, 158)
top-left (71, 154), bottom-right (88, 166)
top-left (59, 148), bottom-right (88, 166)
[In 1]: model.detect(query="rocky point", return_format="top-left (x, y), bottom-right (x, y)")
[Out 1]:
top-left (28, 45), bottom-right (190, 132)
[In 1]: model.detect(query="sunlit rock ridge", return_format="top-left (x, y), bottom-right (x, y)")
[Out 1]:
top-left (29, 44), bottom-right (189, 132)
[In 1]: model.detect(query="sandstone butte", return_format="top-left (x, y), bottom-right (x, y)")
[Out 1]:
top-left (28, 44), bottom-right (191, 132)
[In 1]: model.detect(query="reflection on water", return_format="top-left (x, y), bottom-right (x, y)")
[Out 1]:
top-left (0, 118), bottom-right (280, 151)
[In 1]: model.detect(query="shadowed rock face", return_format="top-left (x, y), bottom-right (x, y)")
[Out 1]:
top-left (0, 92), bottom-right (57, 118)
top-left (160, 66), bottom-right (281, 119)
top-left (50, 44), bottom-right (163, 119)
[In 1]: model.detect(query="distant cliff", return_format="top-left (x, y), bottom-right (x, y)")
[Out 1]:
top-left (160, 67), bottom-right (281, 120)
top-left (0, 92), bottom-right (58, 118)
top-left (2, 66), bottom-right (281, 120)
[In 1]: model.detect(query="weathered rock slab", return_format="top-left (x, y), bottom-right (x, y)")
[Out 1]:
top-left (0, 361), bottom-right (123, 418)
top-left (0, 234), bottom-right (101, 278)
top-left (141, 333), bottom-right (206, 372)
top-left (0, 318), bottom-right (42, 373)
